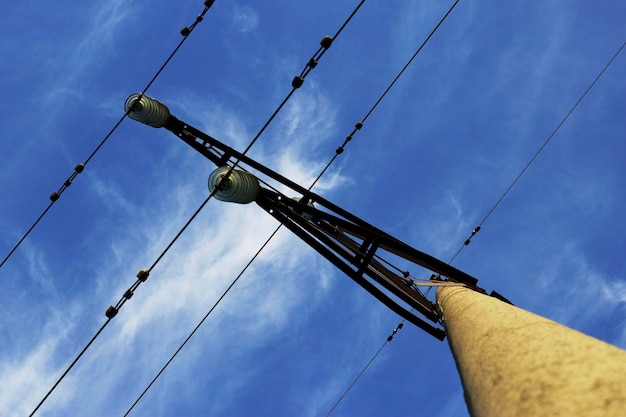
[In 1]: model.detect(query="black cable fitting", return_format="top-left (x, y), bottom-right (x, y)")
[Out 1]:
top-left (49, 192), bottom-right (60, 202)
top-left (335, 147), bottom-right (344, 154)
top-left (320, 35), bottom-right (333, 49)
top-left (196, 14), bottom-right (204, 22)
top-left (292, 76), bottom-right (305, 89)
top-left (345, 135), bottom-right (353, 142)
top-left (137, 269), bottom-right (150, 282)
top-left (354, 121), bottom-right (363, 130)
top-left (204, 0), bottom-right (215, 7)
top-left (64, 179), bottom-right (72, 187)
top-left (397, 322), bottom-right (404, 329)
top-left (307, 58), bottom-right (318, 69)
top-left (123, 289), bottom-right (134, 300)
top-left (464, 238), bottom-right (471, 246)
top-left (105, 306), bottom-right (118, 319)
top-left (402, 270), bottom-right (409, 278)
top-left (387, 335), bottom-right (394, 342)
top-left (74, 163), bottom-right (85, 173)
top-left (180, 26), bottom-right (191, 36)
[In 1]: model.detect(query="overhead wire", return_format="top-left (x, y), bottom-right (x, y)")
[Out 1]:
top-left (325, 39), bottom-right (626, 416)
top-left (121, 2), bottom-right (371, 414)
top-left (311, 0), bottom-right (461, 189)
top-left (448, 39), bottom-right (626, 264)
top-left (27, 2), bottom-right (367, 415)
top-left (0, 0), bottom-right (216, 271)
top-left (28, 192), bottom-right (214, 417)
top-left (319, 1), bottom-right (463, 414)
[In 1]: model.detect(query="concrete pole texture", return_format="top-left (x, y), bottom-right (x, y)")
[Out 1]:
top-left (436, 286), bottom-right (626, 417)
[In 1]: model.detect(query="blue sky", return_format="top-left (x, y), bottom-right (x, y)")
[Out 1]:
top-left (1, 1), bottom-right (625, 416)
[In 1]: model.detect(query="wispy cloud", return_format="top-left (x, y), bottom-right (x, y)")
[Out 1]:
top-left (232, 5), bottom-right (260, 34)
top-left (0, 63), bottom-right (354, 416)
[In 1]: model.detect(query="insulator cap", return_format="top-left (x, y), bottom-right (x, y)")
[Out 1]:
top-left (292, 76), bottom-right (304, 89)
top-left (208, 166), bottom-right (260, 204)
top-left (124, 93), bottom-right (171, 128)
top-left (105, 306), bottom-right (118, 318)
top-left (320, 35), bottom-right (333, 49)
top-left (137, 269), bottom-right (150, 282)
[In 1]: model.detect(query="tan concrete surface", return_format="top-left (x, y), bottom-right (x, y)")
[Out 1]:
top-left (437, 286), bottom-right (626, 417)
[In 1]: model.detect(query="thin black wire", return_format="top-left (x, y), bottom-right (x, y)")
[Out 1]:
top-left (232, 0), bottom-right (365, 167)
top-left (123, 225), bottom-right (283, 416)
top-left (311, 0), bottom-right (460, 189)
top-left (448, 40), bottom-right (626, 264)
top-left (28, 191), bottom-right (214, 417)
top-left (29, 2), bottom-right (366, 414)
top-left (320, 2), bottom-right (462, 413)
top-left (325, 340), bottom-right (390, 417)
top-left (0, 1), bottom-right (215, 271)
top-left (29, 319), bottom-right (112, 417)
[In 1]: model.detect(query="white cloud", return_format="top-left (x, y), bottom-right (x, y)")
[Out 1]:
top-left (233, 5), bottom-right (259, 34)
top-left (0, 64), bottom-right (352, 416)
top-left (534, 242), bottom-right (626, 347)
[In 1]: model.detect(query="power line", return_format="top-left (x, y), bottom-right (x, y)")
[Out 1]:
top-left (448, 40), bottom-right (626, 264)
top-left (319, 1), bottom-right (463, 413)
top-left (0, 0), bottom-right (216, 271)
top-left (122, 225), bottom-right (283, 416)
top-left (311, 0), bottom-right (460, 188)
top-left (28, 192), bottom-right (214, 417)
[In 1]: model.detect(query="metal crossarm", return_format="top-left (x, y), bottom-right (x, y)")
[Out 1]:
top-left (126, 94), bottom-right (487, 340)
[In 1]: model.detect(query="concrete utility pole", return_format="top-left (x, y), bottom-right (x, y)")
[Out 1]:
top-left (437, 286), bottom-right (626, 417)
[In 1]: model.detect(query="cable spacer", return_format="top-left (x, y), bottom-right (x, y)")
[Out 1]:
top-left (355, 121), bottom-right (363, 130)
top-left (49, 192), bottom-right (60, 202)
top-left (123, 289), bottom-right (134, 299)
top-left (74, 163), bottom-right (85, 173)
top-left (292, 76), bottom-right (304, 89)
top-left (307, 58), bottom-right (318, 69)
top-left (180, 26), bottom-right (191, 36)
top-left (204, 0), bottom-right (215, 7)
top-left (320, 35), bottom-right (333, 49)
top-left (335, 147), bottom-right (344, 154)
top-left (105, 306), bottom-right (118, 318)
top-left (137, 269), bottom-right (150, 282)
